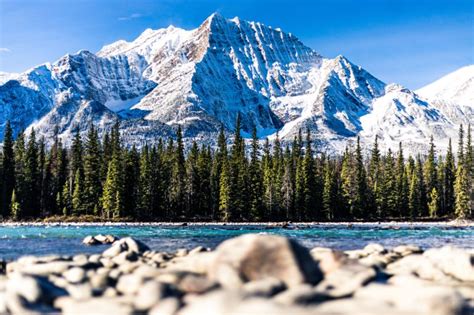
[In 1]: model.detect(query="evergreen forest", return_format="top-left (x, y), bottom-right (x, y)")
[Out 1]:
top-left (0, 117), bottom-right (472, 222)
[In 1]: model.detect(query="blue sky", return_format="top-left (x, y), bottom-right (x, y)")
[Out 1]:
top-left (0, 0), bottom-right (472, 89)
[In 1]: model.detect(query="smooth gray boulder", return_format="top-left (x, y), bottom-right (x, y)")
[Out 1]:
top-left (208, 234), bottom-right (322, 288)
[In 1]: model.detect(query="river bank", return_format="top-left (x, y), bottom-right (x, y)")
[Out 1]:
top-left (0, 234), bottom-right (472, 314)
top-left (1, 219), bottom-right (473, 227)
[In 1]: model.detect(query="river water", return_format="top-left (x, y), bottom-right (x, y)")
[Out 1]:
top-left (0, 223), bottom-right (472, 259)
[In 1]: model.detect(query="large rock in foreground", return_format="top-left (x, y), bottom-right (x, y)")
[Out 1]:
top-left (208, 234), bottom-right (323, 288)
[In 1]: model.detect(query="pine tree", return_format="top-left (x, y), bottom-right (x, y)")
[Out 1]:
top-left (1, 121), bottom-right (15, 218)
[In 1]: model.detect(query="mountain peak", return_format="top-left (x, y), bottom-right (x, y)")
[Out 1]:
top-left (1, 16), bottom-right (470, 155)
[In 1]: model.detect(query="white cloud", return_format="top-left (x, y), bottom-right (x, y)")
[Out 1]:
top-left (0, 48), bottom-right (11, 53)
top-left (118, 13), bottom-right (143, 21)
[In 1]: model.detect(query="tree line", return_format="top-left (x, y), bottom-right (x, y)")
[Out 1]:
top-left (0, 118), bottom-right (472, 222)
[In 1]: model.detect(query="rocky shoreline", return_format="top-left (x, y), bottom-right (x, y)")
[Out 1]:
top-left (0, 234), bottom-right (473, 314)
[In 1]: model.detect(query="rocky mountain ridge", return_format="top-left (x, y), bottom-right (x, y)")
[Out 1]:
top-left (0, 13), bottom-right (472, 153)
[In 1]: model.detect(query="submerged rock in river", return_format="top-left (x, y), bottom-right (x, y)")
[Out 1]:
top-left (0, 234), bottom-right (472, 314)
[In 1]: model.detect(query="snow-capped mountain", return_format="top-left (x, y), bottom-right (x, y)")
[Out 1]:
top-left (0, 13), bottom-right (472, 153)
top-left (415, 65), bottom-right (473, 129)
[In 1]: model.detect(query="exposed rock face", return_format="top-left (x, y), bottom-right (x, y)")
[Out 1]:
top-left (1, 14), bottom-right (472, 154)
top-left (0, 234), bottom-right (472, 314)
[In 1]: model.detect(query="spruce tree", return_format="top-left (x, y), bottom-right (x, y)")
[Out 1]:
top-left (71, 129), bottom-right (83, 177)
top-left (1, 121), bottom-right (15, 218)
top-left (428, 187), bottom-right (440, 218)
top-left (368, 136), bottom-right (382, 217)
top-left (10, 189), bottom-right (20, 220)
top-left (465, 124), bottom-right (473, 217)
top-left (340, 146), bottom-right (355, 220)
top-left (102, 155), bottom-right (124, 219)
top-left (170, 126), bottom-right (186, 219)
top-left (23, 129), bottom-right (40, 217)
top-left (424, 136), bottom-right (438, 217)
top-left (454, 163), bottom-right (470, 219)
top-left (138, 145), bottom-right (153, 218)
top-left (302, 129), bottom-right (316, 220)
top-left (458, 124), bottom-right (464, 165)
top-left (196, 145), bottom-right (212, 218)
top-left (248, 127), bottom-right (264, 221)
top-left (210, 126), bottom-right (227, 219)
top-left (186, 141), bottom-right (201, 218)
top-left (443, 139), bottom-right (456, 216)
top-left (281, 145), bottom-right (295, 221)
top-left (61, 178), bottom-right (72, 216)
top-left (123, 147), bottom-right (140, 218)
top-left (101, 124), bottom-right (124, 219)
top-left (322, 157), bottom-right (338, 221)
top-left (395, 143), bottom-right (409, 218)
top-left (218, 158), bottom-right (231, 221)
top-left (262, 138), bottom-right (274, 220)
top-left (83, 124), bottom-right (102, 214)
top-left (72, 169), bottom-right (85, 215)
top-left (229, 114), bottom-right (248, 220)
top-left (354, 137), bottom-right (368, 219)
top-left (382, 149), bottom-right (397, 218)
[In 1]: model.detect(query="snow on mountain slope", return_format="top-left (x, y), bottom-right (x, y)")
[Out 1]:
top-left (416, 65), bottom-right (474, 107)
top-left (0, 13), bottom-right (470, 153)
top-left (415, 66), bottom-right (473, 128)
top-left (0, 72), bottom-right (19, 84)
